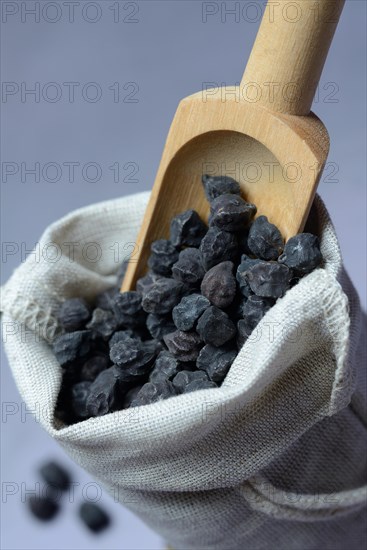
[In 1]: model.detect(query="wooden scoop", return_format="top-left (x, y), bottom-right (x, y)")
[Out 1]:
top-left (122, 0), bottom-right (345, 292)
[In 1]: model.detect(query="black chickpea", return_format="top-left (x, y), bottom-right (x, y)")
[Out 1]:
top-left (53, 174), bottom-right (322, 423)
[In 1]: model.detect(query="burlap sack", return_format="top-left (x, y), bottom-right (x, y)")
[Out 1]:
top-left (1, 192), bottom-right (366, 550)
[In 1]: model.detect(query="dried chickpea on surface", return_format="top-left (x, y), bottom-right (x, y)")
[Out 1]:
top-left (53, 175), bottom-right (322, 424)
top-left (26, 460), bottom-right (111, 533)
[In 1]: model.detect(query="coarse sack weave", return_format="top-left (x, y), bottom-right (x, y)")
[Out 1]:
top-left (1, 192), bottom-right (366, 550)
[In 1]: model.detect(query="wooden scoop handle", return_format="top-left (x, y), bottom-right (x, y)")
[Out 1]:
top-left (241, 0), bottom-right (345, 115)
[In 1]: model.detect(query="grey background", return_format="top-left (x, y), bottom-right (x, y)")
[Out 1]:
top-left (1, 1), bottom-right (366, 549)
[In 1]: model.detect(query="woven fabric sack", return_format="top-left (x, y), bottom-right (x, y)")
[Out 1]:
top-left (1, 191), bottom-right (366, 550)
